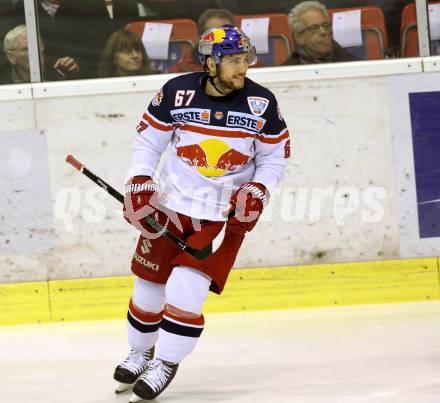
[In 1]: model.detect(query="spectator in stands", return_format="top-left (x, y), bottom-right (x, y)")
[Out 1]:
top-left (0, 0), bottom-right (29, 81)
top-left (169, 8), bottom-right (236, 73)
top-left (287, 0), bottom-right (414, 57)
top-left (39, 0), bottom-right (115, 79)
top-left (284, 1), bottom-right (359, 65)
top-left (98, 29), bottom-right (153, 78)
top-left (1, 24), bottom-right (79, 84)
top-left (1, 0), bottom-right (114, 80)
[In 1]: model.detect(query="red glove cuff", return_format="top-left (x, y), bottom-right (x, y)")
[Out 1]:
top-left (125, 176), bottom-right (158, 194)
top-left (123, 176), bottom-right (158, 227)
top-left (226, 182), bottom-right (269, 234)
top-left (239, 182), bottom-right (269, 207)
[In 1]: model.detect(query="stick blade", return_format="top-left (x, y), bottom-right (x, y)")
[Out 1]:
top-left (66, 154), bottom-right (83, 171)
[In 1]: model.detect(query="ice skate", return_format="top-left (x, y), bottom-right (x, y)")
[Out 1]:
top-left (113, 346), bottom-right (154, 394)
top-left (129, 358), bottom-right (178, 401)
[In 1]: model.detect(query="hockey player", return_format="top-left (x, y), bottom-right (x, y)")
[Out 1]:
top-left (114, 25), bottom-right (291, 401)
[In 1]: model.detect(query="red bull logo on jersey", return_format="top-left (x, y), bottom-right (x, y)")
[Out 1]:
top-left (171, 108), bottom-right (211, 124)
top-left (213, 148), bottom-right (250, 171)
top-left (176, 143), bottom-right (209, 168)
top-left (175, 138), bottom-right (251, 177)
top-left (226, 111), bottom-right (266, 133)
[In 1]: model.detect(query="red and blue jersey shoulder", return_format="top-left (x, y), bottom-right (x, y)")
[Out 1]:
top-left (239, 77), bottom-right (288, 138)
top-left (143, 72), bottom-right (288, 142)
top-left (143, 72), bottom-right (205, 130)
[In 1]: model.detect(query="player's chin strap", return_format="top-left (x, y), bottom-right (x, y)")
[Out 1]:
top-left (207, 62), bottom-right (235, 96)
top-left (208, 75), bottom-right (229, 95)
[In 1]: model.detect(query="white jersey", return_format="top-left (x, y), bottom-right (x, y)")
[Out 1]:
top-left (127, 72), bottom-right (291, 221)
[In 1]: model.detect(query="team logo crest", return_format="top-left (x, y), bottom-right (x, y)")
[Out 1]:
top-left (247, 96), bottom-right (269, 116)
top-left (152, 87), bottom-right (163, 106)
top-left (214, 111), bottom-right (224, 120)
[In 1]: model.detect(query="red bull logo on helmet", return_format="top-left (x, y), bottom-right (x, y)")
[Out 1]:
top-left (171, 108), bottom-right (211, 124)
top-left (175, 138), bottom-right (251, 177)
top-left (226, 111), bottom-right (266, 133)
top-left (202, 28), bottom-right (226, 44)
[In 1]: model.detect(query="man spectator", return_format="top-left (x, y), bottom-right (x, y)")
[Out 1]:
top-left (169, 8), bottom-right (236, 73)
top-left (1, 25), bottom-right (79, 84)
top-left (1, 0), bottom-right (114, 80)
top-left (284, 0), bottom-right (359, 65)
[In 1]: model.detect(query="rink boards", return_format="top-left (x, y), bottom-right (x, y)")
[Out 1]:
top-left (3, 60), bottom-right (440, 325)
top-left (1, 257), bottom-right (439, 325)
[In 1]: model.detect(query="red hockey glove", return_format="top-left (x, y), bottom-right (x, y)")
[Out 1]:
top-left (123, 176), bottom-right (159, 226)
top-left (226, 182), bottom-right (269, 234)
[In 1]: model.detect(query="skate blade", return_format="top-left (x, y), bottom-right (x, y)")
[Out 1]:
top-left (114, 382), bottom-right (134, 394)
top-left (129, 392), bottom-right (144, 402)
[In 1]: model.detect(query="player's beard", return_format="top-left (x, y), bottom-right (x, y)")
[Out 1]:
top-left (216, 72), bottom-right (245, 92)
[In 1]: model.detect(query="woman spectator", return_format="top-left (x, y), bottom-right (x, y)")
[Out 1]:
top-left (98, 29), bottom-right (153, 77)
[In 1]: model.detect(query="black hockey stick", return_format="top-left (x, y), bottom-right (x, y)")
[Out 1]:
top-left (66, 155), bottom-right (229, 260)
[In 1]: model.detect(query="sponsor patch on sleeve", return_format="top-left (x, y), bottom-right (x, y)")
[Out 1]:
top-left (247, 96), bottom-right (269, 116)
top-left (152, 87), bottom-right (164, 106)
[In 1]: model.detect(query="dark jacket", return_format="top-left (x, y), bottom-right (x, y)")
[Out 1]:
top-left (282, 40), bottom-right (360, 65)
top-left (0, 62), bottom-right (79, 85)
top-left (37, 0), bottom-right (114, 79)
top-left (1, 0), bottom-right (114, 79)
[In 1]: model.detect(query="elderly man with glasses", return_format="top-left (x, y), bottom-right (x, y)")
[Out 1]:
top-left (2, 24), bottom-right (79, 84)
top-left (283, 0), bottom-right (359, 65)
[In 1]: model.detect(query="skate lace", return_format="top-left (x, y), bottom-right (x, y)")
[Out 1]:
top-left (119, 349), bottom-right (149, 374)
top-left (142, 359), bottom-right (173, 392)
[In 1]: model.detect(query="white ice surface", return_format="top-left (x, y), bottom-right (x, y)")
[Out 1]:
top-left (0, 302), bottom-right (439, 403)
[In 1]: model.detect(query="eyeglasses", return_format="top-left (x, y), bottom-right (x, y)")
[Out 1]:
top-left (6, 46), bottom-right (45, 53)
top-left (6, 48), bottom-right (28, 53)
top-left (299, 22), bottom-right (332, 35)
